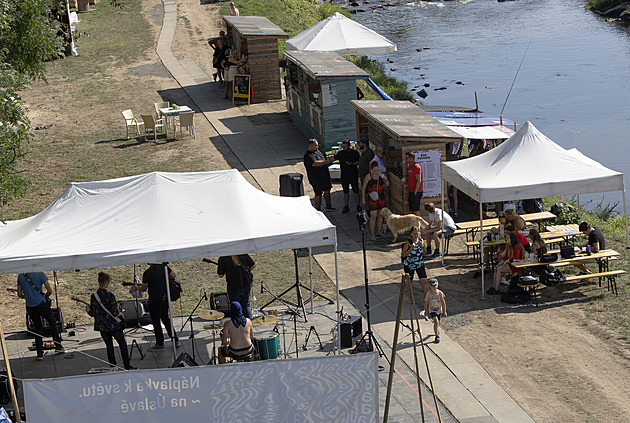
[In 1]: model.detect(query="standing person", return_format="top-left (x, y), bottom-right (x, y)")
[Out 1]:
top-left (370, 146), bottom-right (386, 177)
top-left (334, 139), bottom-right (361, 213)
top-left (422, 202), bottom-right (456, 258)
top-left (86, 272), bottom-right (134, 370)
top-left (357, 137), bottom-right (374, 184)
top-left (362, 161), bottom-right (389, 241)
top-left (17, 272), bottom-right (66, 360)
top-left (405, 152), bottom-right (423, 216)
top-left (217, 254), bottom-right (256, 319)
top-left (228, 2), bottom-right (239, 16)
top-left (223, 48), bottom-right (247, 99)
top-left (218, 302), bottom-right (254, 364)
top-left (401, 226), bottom-right (429, 295)
top-left (211, 38), bottom-right (228, 83)
top-left (303, 139), bottom-right (335, 211)
top-left (134, 264), bottom-right (180, 351)
top-left (424, 278), bottom-right (446, 343)
top-left (575, 221), bottom-right (605, 275)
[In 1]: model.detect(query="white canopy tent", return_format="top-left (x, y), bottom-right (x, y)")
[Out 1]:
top-left (0, 170), bottom-right (340, 357)
top-left (440, 122), bottom-right (628, 295)
top-left (285, 12), bottom-right (396, 56)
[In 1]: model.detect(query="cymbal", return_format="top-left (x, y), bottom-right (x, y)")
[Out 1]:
top-left (203, 325), bottom-right (222, 331)
top-left (198, 309), bottom-right (224, 321)
top-left (251, 314), bottom-right (278, 327)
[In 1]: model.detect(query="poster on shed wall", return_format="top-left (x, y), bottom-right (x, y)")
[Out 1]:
top-left (414, 149), bottom-right (442, 197)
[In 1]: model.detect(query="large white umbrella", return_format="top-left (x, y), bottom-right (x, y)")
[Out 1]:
top-left (285, 12), bottom-right (396, 55)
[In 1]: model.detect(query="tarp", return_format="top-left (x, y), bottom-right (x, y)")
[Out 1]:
top-left (445, 125), bottom-right (513, 141)
top-left (22, 354), bottom-right (378, 422)
top-left (285, 12), bottom-right (396, 56)
top-left (441, 121), bottom-right (624, 203)
top-left (0, 170), bottom-right (337, 274)
top-left (426, 111), bottom-right (515, 128)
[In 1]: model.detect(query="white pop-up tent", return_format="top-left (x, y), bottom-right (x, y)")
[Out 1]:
top-left (285, 12), bottom-right (396, 56)
top-left (0, 170), bottom-right (340, 357)
top-left (440, 121), bottom-right (628, 295)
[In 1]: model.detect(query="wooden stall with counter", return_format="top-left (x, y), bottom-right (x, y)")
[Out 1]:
top-left (223, 16), bottom-right (288, 102)
top-left (350, 100), bottom-right (464, 215)
top-left (283, 51), bottom-right (369, 150)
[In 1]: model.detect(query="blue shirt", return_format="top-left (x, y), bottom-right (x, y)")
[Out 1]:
top-left (17, 272), bottom-right (49, 307)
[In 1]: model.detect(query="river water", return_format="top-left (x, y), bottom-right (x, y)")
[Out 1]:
top-left (352, 0), bottom-right (630, 211)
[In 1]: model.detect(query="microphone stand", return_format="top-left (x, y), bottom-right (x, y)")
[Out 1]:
top-left (260, 280), bottom-right (300, 358)
top-left (178, 290), bottom-right (207, 362)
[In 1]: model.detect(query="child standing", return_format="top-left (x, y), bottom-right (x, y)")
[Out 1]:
top-left (424, 278), bottom-right (447, 343)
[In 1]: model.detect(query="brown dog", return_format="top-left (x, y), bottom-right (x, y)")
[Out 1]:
top-left (379, 207), bottom-right (428, 242)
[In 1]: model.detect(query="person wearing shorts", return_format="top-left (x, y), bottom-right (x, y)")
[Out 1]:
top-left (422, 202), bottom-right (456, 258)
top-left (405, 152), bottom-right (423, 215)
top-left (303, 139), bottom-right (334, 211)
top-left (334, 139), bottom-right (361, 213)
top-left (424, 278), bottom-right (446, 343)
top-left (218, 302), bottom-right (254, 363)
top-left (401, 226), bottom-right (429, 295)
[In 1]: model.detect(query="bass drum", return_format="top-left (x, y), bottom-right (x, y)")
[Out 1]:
top-left (254, 331), bottom-right (280, 360)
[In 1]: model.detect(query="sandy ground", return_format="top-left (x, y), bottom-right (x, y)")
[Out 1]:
top-left (12, 0), bottom-right (630, 422)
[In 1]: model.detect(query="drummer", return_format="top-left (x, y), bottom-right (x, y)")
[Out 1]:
top-left (218, 302), bottom-right (254, 363)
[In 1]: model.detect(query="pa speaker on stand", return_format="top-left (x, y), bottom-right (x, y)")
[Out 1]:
top-left (279, 173), bottom-right (304, 197)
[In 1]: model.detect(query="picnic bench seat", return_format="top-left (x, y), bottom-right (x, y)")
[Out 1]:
top-left (563, 269), bottom-right (625, 295)
top-left (517, 282), bottom-right (546, 307)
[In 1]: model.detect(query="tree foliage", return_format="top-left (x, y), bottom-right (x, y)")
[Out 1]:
top-left (0, 0), bottom-right (65, 214)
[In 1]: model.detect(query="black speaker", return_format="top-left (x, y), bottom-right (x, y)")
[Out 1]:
top-left (118, 299), bottom-right (151, 326)
top-left (26, 308), bottom-right (64, 336)
top-left (210, 292), bottom-right (231, 315)
top-left (279, 173), bottom-right (304, 197)
top-left (171, 352), bottom-right (198, 368)
top-left (340, 316), bottom-right (363, 348)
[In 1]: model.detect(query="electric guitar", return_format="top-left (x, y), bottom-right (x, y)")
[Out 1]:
top-left (7, 287), bottom-right (52, 306)
top-left (202, 258), bottom-right (219, 266)
top-left (71, 296), bottom-right (90, 307)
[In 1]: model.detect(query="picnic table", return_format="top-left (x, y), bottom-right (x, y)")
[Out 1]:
top-left (539, 223), bottom-right (580, 247)
top-left (457, 211), bottom-right (556, 242)
top-left (159, 105), bottom-right (192, 137)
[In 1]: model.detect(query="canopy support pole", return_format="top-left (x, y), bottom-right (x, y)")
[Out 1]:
top-left (480, 202), bottom-right (485, 299)
top-left (309, 247), bottom-right (314, 314)
top-left (623, 185), bottom-right (629, 260)
top-left (441, 181), bottom-right (445, 266)
top-left (334, 242), bottom-right (340, 355)
top-left (577, 194), bottom-right (581, 220)
top-left (163, 263), bottom-right (177, 361)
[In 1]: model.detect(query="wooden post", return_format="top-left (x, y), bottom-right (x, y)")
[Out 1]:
top-left (383, 275), bottom-right (407, 423)
top-left (0, 322), bottom-right (22, 422)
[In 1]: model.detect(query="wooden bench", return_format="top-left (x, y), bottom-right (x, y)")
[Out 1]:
top-left (445, 228), bottom-right (467, 255)
top-left (517, 282), bottom-right (546, 307)
top-left (563, 270), bottom-right (626, 295)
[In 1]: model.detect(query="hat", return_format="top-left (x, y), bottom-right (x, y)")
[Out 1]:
top-left (357, 137), bottom-right (368, 145)
top-left (429, 278), bottom-right (438, 286)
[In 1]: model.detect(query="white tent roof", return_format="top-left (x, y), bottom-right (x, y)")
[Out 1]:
top-left (441, 121), bottom-right (624, 203)
top-left (285, 12), bottom-right (396, 56)
top-left (0, 170), bottom-right (336, 274)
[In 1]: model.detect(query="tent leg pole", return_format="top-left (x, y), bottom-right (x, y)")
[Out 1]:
top-left (577, 194), bottom-right (581, 220)
top-left (480, 202), bottom-right (485, 299)
top-left (309, 247), bottom-right (314, 314)
top-left (334, 243), bottom-right (340, 356)
top-left (441, 179), bottom-right (445, 266)
top-left (0, 322), bottom-right (22, 423)
top-left (163, 264), bottom-right (177, 362)
top-left (623, 186), bottom-right (629, 261)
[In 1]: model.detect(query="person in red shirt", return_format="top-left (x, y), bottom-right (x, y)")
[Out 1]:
top-left (405, 152), bottom-right (423, 216)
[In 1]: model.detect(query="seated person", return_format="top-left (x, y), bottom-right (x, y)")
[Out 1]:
top-left (528, 228), bottom-right (547, 257)
top-left (574, 221), bottom-right (605, 276)
top-left (422, 202), bottom-right (456, 258)
top-left (505, 208), bottom-right (527, 232)
top-left (487, 232), bottom-right (523, 295)
top-left (504, 223), bottom-right (531, 254)
top-left (483, 212), bottom-right (508, 270)
top-left (218, 302), bottom-right (254, 363)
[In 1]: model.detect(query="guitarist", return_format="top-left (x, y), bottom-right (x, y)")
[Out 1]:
top-left (85, 272), bottom-right (135, 370)
top-left (217, 255), bottom-right (255, 319)
top-left (17, 272), bottom-right (66, 360)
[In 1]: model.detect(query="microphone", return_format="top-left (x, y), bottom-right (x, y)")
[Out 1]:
top-left (260, 281), bottom-right (264, 294)
top-left (202, 289), bottom-right (208, 301)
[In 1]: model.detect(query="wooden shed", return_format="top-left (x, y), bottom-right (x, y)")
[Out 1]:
top-left (283, 51), bottom-right (369, 150)
top-left (223, 16), bottom-right (288, 102)
top-left (350, 100), bottom-right (464, 215)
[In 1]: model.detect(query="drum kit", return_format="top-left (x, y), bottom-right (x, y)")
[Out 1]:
top-left (198, 308), bottom-right (283, 363)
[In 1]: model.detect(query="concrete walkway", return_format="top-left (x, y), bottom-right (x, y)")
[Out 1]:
top-left (156, 2), bottom-right (536, 422)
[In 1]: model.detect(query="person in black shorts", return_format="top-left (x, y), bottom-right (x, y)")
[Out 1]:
top-left (303, 139), bottom-right (335, 211)
top-left (334, 139), bottom-right (361, 214)
top-left (400, 226), bottom-right (429, 295)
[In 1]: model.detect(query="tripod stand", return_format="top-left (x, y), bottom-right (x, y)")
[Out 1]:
top-left (261, 249), bottom-right (334, 323)
top-left (260, 280), bottom-right (302, 358)
top-left (351, 211), bottom-right (385, 358)
top-left (178, 290), bottom-right (207, 362)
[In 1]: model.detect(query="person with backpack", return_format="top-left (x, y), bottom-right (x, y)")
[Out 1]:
top-left (134, 263), bottom-right (180, 351)
top-left (86, 272), bottom-right (135, 370)
top-left (401, 226), bottom-right (429, 296)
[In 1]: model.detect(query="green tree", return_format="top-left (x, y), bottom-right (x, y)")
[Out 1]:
top-left (0, 0), bottom-right (65, 214)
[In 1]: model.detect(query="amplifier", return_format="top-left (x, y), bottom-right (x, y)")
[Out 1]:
top-left (340, 316), bottom-right (362, 348)
top-left (26, 308), bottom-right (64, 336)
top-left (210, 292), bottom-right (231, 315)
top-left (118, 299), bottom-right (151, 326)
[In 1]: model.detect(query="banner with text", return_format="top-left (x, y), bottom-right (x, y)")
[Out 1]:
top-left (23, 353), bottom-right (378, 422)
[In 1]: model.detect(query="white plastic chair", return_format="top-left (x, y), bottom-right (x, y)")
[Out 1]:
top-left (140, 114), bottom-right (165, 142)
top-left (122, 109), bottom-right (144, 139)
top-left (177, 111), bottom-right (195, 138)
top-left (154, 101), bottom-right (169, 119)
